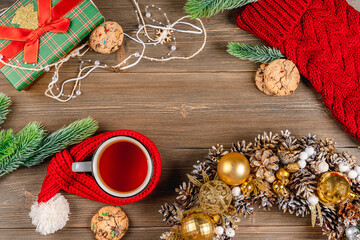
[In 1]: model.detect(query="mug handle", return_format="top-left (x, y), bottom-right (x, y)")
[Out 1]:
top-left (72, 162), bottom-right (92, 172)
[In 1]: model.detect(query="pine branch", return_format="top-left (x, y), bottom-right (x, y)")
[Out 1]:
top-left (0, 129), bottom-right (17, 163)
top-left (227, 42), bottom-right (284, 63)
top-left (0, 93), bottom-right (11, 126)
top-left (22, 117), bottom-right (98, 167)
top-left (0, 122), bottom-right (45, 176)
top-left (185, 0), bottom-right (258, 19)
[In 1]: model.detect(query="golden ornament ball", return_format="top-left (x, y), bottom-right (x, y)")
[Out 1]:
top-left (199, 180), bottom-right (232, 214)
top-left (217, 152), bottom-right (250, 185)
top-left (317, 172), bottom-right (355, 204)
top-left (276, 168), bottom-right (290, 185)
top-left (181, 212), bottom-right (215, 240)
top-left (272, 180), bottom-right (289, 197)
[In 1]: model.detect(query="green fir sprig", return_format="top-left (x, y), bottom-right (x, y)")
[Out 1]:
top-left (227, 42), bottom-right (284, 63)
top-left (185, 0), bottom-right (258, 19)
top-left (0, 93), bottom-right (99, 176)
top-left (23, 117), bottom-right (99, 167)
top-left (0, 93), bottom-right (11, 126)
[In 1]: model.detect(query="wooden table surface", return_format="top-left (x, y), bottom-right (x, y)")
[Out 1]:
top-left (1, 0), bottom-right (360, 239)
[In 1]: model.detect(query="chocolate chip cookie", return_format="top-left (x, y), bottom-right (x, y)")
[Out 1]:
top-left (89, 21), bottom-right (124, 54)
top-left (91, 206), bottom-right (129, 240)
top-left (255, 59), bottom-right (300, 96)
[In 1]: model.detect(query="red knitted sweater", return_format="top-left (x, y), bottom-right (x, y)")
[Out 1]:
top-left (236, 0), bottom-right (360, 141)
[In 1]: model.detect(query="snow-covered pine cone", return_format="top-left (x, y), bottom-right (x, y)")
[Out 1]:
top-left (205, 144), bottom-right (229, 162)
top-left (289, 169), bottom-right (317, 199)
top-left (233, 195), bottom-right (255, 217)
top-left (277, 195), bottom-right (310, 217)
top-left (159, 202), bottom-right (180, 225)
top-left (321, 205), bottom-right (345, 240)
top-left (175, 181), bottom-right (198, 210)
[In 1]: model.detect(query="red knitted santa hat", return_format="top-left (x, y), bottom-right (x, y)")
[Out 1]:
top-left (29, 130), bottom-right (161, 235)
top-left (236, 0), bottom-right (360, 141)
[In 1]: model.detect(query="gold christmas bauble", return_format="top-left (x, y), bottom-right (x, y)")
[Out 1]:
top-left (273, 180), bottom-right (289, 197)
top-left (181, 212), bottom-right (215, 240)
top-left (317, 172), bottom-right (352, 204)
top-left (199, 180), bottom-right (232, 214)
top-left (240, 180), bottom-right (255, 197)
top-left (276, 168), bottom-right (290, 185)
top-left (217, 152), bottom-right (250, 185)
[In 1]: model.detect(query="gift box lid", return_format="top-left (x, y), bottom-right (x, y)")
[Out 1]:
top-left (0, 0), bottom-right (104, 91)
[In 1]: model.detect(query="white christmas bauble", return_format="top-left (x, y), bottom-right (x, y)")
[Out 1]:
top-left (215, 226), bottom-right (224, 236)
top-left (346, 226), bottom-right (360, 240)
top-left (356, 175), bottom-right (360, 183)
top-left (298, 159), bottom-right (307, 169)
top-left (355, 166), bottom-right (360, 175)
top-left (305, 147), bottom-right (315, 157)
top-left (339, 163), bottom-right (350, 173)
top-left (318, 161), bottom-right (329, 173)
top-left (348, 170), bottom-right (358, 179)
top-left (225, 228), bottom-right (235, 238)
top-left (299, 152), bottom-right (308, 161)
top-left (307, 196), bottom-right (319, 206)
top-left (232, 187), bottom-right (241, 197)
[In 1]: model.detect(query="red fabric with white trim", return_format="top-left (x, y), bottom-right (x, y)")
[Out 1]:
top-left (236, 0), bottom-right (360, 141)
top-left (37, 130), bottom-right (161, 205)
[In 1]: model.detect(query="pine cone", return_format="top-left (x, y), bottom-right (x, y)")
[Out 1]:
top-left (255, 192), bottom-right (276, 211)
top-left (175, 181), bottom-right (198, 210)
top-left (192, 160), bottom-right (217, 181)
top-left (329, 152), bottom-right (357, 171)
top-left (232, 140), bottom-right (254, 157)
top-left (338, 202), bottom-right (360, 227)
top-left (252, 132), bottom-right (279, 151)
top-left (277, 132), bottom-right (302, 164)
top-left (289, 169), bottom-right (317, 199)
top-left (277, 195), bottom-right (309, 217)
top-left (233, 195), bottom-right (255, 216)
top-left (318, 137), bottom-right (336, 153)
top-left (250, 149), bottom-right (279, 180)
top-left (300, 133), bottom-right (317, 148)
top-left (205, 144), bottom-right (229, 162)
top-left (159, 202), bottom-right (180, 225)
top-left (321, 206), bottom-right (344, 240)
top-left (309, 153), bottom-right (331, 175)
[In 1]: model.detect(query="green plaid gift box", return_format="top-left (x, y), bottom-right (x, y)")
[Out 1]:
top-left (0, 0), bottom-right (104, 91)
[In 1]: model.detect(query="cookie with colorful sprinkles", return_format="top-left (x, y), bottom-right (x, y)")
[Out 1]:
top-left (91, 206), bottom-right (129, 240)
top-left (89, 21), bottom-right (124, 54)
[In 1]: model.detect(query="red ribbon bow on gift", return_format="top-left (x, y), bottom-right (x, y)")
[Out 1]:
top-left (0, 0), bottom-right (82, 66)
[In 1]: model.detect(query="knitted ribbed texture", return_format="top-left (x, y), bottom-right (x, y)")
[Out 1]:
top-left (37, 130), bottom-right (161, 205)
top-left (236, 0), bottom-right (360, 141)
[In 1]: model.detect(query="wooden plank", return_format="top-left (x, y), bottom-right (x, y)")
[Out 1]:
top-left (0, 226), bottom-right (325, 239)
top-left (0, 0), bottom-right (359, 239)
top-left (1, 72), bottom-right (359, 147)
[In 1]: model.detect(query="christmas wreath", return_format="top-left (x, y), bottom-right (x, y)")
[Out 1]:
top-left (159, 131), bottom-right (360, 240)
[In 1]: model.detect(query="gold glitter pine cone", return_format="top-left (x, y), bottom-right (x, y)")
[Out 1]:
top-left (250, 149), bottom-right (279, 181)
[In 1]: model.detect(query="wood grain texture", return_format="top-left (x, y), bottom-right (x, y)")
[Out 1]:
top-left (0, 0), bottom-right (360, 239)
